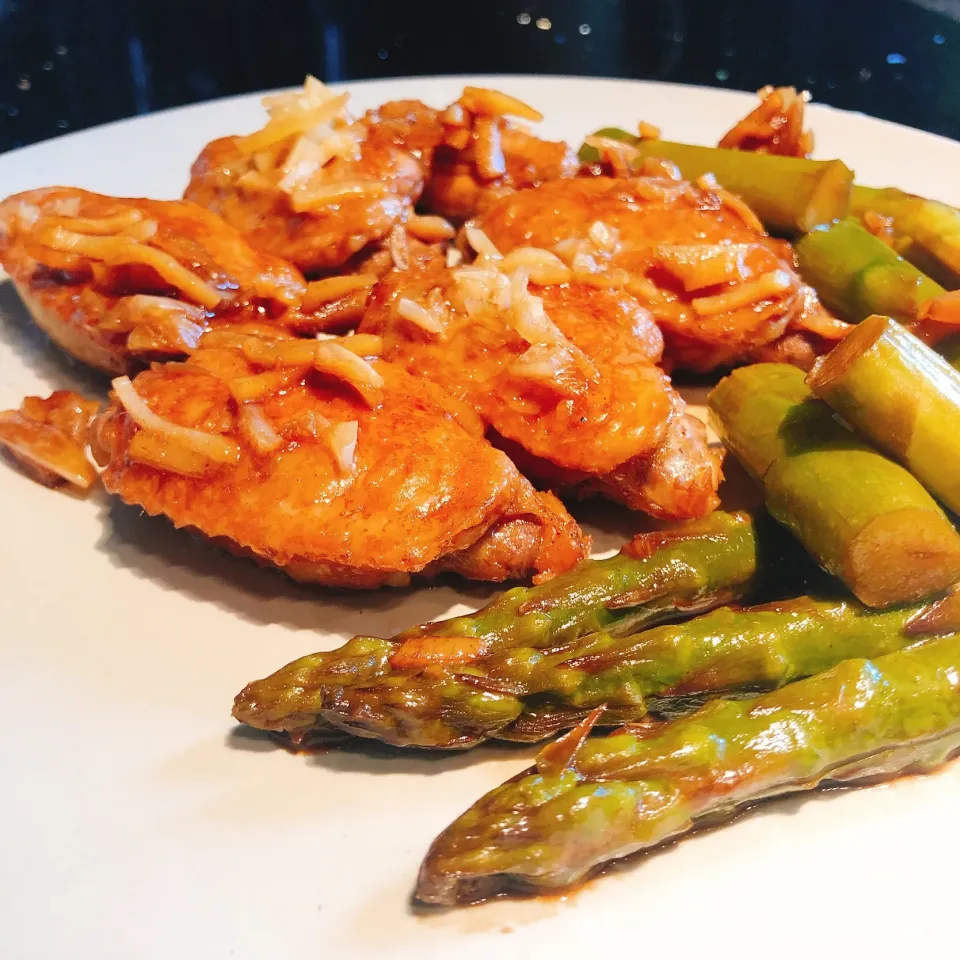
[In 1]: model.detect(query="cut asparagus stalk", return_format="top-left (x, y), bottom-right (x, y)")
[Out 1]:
top-left (794, 218), bottom-right (945, 324)
top-left (709, 363), bottom-right (960, 607)
top-left (578, 132), bottom-right (853, 233)
top-left (808, 315), bottom-right (960, 514)
top-left (233, 511), bottom-right (768, 747)
top-left (416, 631), bottom-right (960, 905)
top-left (236, 590), bottom-right (938, 749)
top-left (851, 185), bottom-right (960, 289)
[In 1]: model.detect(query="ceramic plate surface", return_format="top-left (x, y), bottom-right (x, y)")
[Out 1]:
top-left (2, 76), bottom-right (958, 959)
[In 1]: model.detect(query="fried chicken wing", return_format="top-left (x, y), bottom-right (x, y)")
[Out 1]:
top-left (92, 332), bottom-right (588, 589)
top-left (360, 243), bottom-right (721, 519)
top-left (362, 87), bottom-right (578, 221)
top-left (0, 187), bottom-right (306, 375)
top-left (478, 175), bottom-right (823, 372)
top-left (184, 78), bottom-right (425, 273)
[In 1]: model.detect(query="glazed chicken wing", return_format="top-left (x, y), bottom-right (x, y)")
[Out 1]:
top-left (362, 87), bottom-right (579, 221)
top-left (0, 187), bottom-right (306, 375)
top-left (91, 331), bottom-right (588, 589)
top-left (184, 77), bottom-right (425, 273)
top-left (360, 241), bottom-right (721, 519)
top-left (478, 175), bottom-right (838, 372)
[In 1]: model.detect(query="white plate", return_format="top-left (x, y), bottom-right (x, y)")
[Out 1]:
top-left (2, 76), bottom-right (958, 960)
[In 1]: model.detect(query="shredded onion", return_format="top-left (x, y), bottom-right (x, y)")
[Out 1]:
top-left (714, 186), bottom-right (766, 234)
top-left (336, 334), bottom-right (384, 356)
top-left (510, 269), bottom-right (565, 346)
top-left (277, 136), bottom-right (326, 193)
top-left (127, 431), bottom-right (211, 477)
top-left (655, 243), bottom-right (754, 291)
top-left (640, 157), bottom-right (682, 180)
top-left (198, 325), bottom-right (291, 350)
top-left (235, 170), bottom-right (275, 194)
top-left (112, 376), bottom-right (240, 465)
top-left (100, 295), bottom-right (206, 332)
top-left (387, 224), bottom-right (410, 271)
top-left (459, 87), bottom-right (543, 123)
top-left (464, 225), bottom-right (502, 261)
top-left (303, 273), bottom-right (377, 311)
top-left (473, 117), bottom-right (507, 181)
top-left (406, 214), bottom-right (457, 243)
top-left (583, 136), bottom-right (640, 176)
top-left (440, 103), bottom-right (468, 127)
top-left (314, 343), bottom-right (384, 405)
top-left (229, 369), bottom-right (305, 403)
top-left (587, 220), bottom-right (617, 252)
top-left (509, 343), bottom-right (582, 396)
top-left (262, 75), bottom-right (335, 119)
top-left (38, 227), bottom-right (222, 309)
top-left (691, 269), bottom-right (793, 315)
top-left (290, 179), bottom-right (387, 212)
top-left (634, 177), bottom-right (687, 203)
top-left (571, 250), bottom-right (601, 276)
top-left (397, 297), bottom-right (445, 335)
top-left (328, 420), bottom-right (358, 473)
top-left (277, 129), bottom-right (364, 193)
top-left (239, 404), bottom-right (284, 454)
top-left (237, 93), bottom-right (351, 154)
top-left (500, 247), bottom-right (571, 286)
top-left (125, 315), bottom-right (206, 355)
top-left (47, 209), bottom-right (144, 235)
top-left (242, 338), bottom-right (320, 367)
top-left (452, 266), bottom-right (511, 315)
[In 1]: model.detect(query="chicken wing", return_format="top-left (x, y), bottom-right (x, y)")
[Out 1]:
top-left (0, 187), bottom-right (305, 375)
top-left (184, 77), bottom-right (425, 273)
top-left (362, 87), bottom-right (578, 221)
top-left (91, 331), bottom-right (588, 589)
top-left (360, 242), bottom-right (721, 519)
top-left (478, 175), bottom-right (827, 372)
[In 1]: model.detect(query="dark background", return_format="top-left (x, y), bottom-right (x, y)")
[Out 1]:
top-left (2, 0), bottom-right (960, 152)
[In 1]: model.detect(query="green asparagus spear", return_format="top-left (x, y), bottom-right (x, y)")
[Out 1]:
top-left (578, 132), bottom-right (853, 233)
top-left (237, 592), bottom-right (939, 749)
top-left (234, 511), bottom-right (767, 747)
top-left (851, 185), bottom-right (960, 289)
top-left (794, 218), bottom-right (945, 324)
top-left (808, 315), bottom-right (960, 514)
top-left (709, 363), bottom-right (960, 607)
top-left (416, 631), bottom-right (960, 904)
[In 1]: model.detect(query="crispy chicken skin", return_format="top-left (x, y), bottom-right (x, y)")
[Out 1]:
top-left (361, 249), bottom-right (722, 519)
top-left (0, 187), bottom-right (306, 375)
top-left (478, 176), bottom-right (822, 372)
top-left (92, 341), bottom-right (588, 589)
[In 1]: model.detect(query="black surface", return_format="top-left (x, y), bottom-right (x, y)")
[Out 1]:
top-left (1, 0), bottom-right (960, 152)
